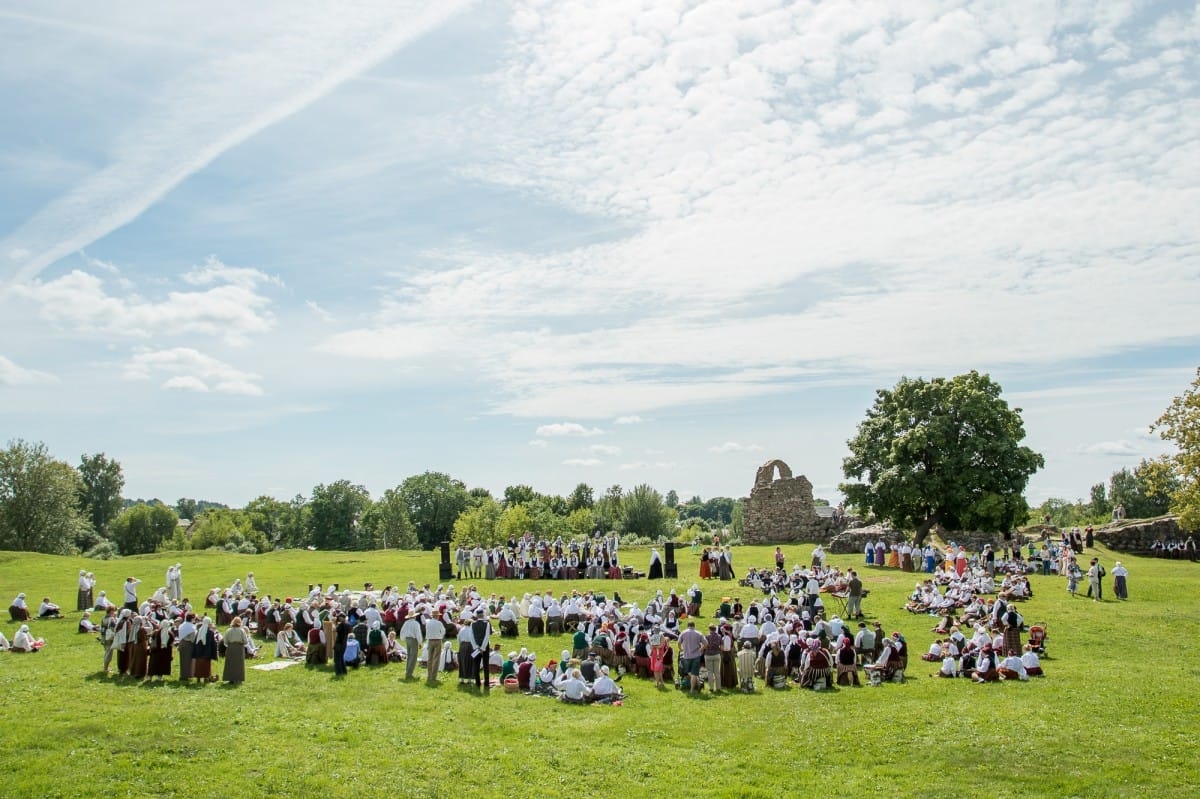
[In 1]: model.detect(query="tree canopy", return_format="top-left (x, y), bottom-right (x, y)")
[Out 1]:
top-left (110, 503), bottom-right (179, 555)
top-left (78, 452), bottom-right (125, 539)
top-left (841, 371), bottom-right (1044, 542)
top-left (1154, 366), bottom-right (1200, 530)
top-left (399, 471), bottom-right (471, 549)
top-left (0, 439), bottom-right (90, 554)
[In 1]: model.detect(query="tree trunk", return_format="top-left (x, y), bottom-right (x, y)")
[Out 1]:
top-left (913, 511), bottom-right (944, 547)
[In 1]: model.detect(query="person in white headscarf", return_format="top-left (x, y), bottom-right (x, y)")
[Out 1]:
top-left (77, 570), bottom-right (92, 611)
top-left (192, 616), bottom-right (218, 681)
top-left (147, 619), bottom-right (175, 680)
top-left (11, 624), bottom-right (41, 653)
top-left (9, 593), bottom-right (30, 622)
top-left (648, 548), bottom-right (664, 580)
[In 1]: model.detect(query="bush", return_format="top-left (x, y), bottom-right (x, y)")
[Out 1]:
top-left (84, 540), bottom-right (121, 560)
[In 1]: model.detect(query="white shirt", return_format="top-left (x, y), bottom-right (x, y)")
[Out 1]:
top-left (424, 617), bottom-right (446, 641)
top-left (400, 618), bottom-right (423, 642)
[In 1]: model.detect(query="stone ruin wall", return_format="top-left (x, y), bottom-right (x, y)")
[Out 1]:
top-left (743, 458), bottom-right (842, 544)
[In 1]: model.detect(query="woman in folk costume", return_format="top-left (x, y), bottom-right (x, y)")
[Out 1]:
top-left (129, 616), bottom-right (152, 679)
top-left (954, 546), bottom-right (968, 577)
top-left (77, 570), bottom-right (91, 611)
top-left (192, 616), bottom-right (219, 682)
top-left (699, 548), bottom-right (712, 579)
top-left (222, 616), bottom-right (248, 684)
top-left (719, 623), bottom-right (738, 690)
top-left (886, 544), bottom-right (900, 569)
top-left (276, 623), bottom-right (306, 659)
top-left (648, 549), bottom-right (664, 580)
top-left (112, 609), bottom-right (137, 674)
top-left (718, 547), bottom-right (733, 581)
top-left (365, 620), bottom-right (387, 666)
top-left (146, 619), bottom-right (175, 680)
top-left (835, 636), bottom-right (860, 686)
top-left (800, 639), bottom-right (832, 689)
top-left (176, 614), bottom-right (196, 681)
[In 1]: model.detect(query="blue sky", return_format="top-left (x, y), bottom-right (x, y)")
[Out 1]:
top-left (1, 1), bottom-right (1197, 508)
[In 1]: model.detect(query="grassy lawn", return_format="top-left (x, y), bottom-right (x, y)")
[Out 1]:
top-left (0, 544), bottom-right (1195, 798)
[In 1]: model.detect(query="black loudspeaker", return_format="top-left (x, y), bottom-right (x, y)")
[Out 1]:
top-left (438, 541), bottom-right (453, 581)
top-left (664, 542), bottom-right (678, 579)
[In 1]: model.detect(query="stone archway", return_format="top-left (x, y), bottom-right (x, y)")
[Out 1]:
top-left (755, 459), bottom-right (793, 489)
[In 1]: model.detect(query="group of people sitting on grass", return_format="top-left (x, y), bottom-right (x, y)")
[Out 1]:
top-left (8, 593), bottom-right (65, 621)
top-left (918, 593), bottom-right (1046, 682)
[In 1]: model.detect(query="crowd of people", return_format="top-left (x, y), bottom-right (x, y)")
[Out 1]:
top-left (12, 527), bottom-right (1167, 697)
top-left (453, 533), bottom-right (627, 581)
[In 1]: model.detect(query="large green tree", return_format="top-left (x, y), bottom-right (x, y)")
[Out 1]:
top-left (452, 497), bottom-right (503, 548)
top-left (77, 452), bottom-right (125, 539)
top-left (841, 371), bottom-right (1044, 542)
top-left (1153, 367), bottom-right (1200, 530)
top-left (1109, 459), bottom-right (1177, 520)
top-left (567, 483), bottom-right (595, 512)
top-left (0, 439), bottom-right (90, 554)
top-left (307, 480), bottom-right (371, 550)
top-left (621, 484), bottom-right (672, 539)
top-left (360, 488), bottom-right (419, 549)
top-left (110, 502), bottom-right (179, 555)
top-left (398, 471), bottom-right (471, 549)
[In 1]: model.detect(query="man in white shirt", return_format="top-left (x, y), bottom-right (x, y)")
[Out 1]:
top-left (424, 612), bottom-right (446, 683)
top-left (400, 613), bottom-right (423, 680)
top-left (123, 577), bottom-right (141, 612)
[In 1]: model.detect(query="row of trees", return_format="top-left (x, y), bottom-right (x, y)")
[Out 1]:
top-left (1030, 458), bottom-right (1178, 529)
top-left (3, 368), bottom-right (1197, 555)
top-left (0, 444), bottom-right (744, 556)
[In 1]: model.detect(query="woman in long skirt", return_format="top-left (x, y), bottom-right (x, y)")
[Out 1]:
top-left (146, 621), bottom-right (175, 680)
top-left (177, 618), bottom-right (196, 681)
top-left (222, 617), bottom-right (248, 684)
top-left (129, 619), bottom-right (151, 679)
top-left (193, 617), bottom-right (218, 681)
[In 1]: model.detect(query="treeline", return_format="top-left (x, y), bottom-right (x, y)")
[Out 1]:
top-left (0, 439), bottom-right (748, 557)
top-left (1027, 457), bottom-right (1177, 529)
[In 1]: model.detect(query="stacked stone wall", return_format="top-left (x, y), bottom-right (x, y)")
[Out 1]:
top-left (743, 458), bottom-right (845, 544)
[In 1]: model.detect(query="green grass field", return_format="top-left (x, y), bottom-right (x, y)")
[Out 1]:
top-left (0, 544), bottom-right (1195, 799)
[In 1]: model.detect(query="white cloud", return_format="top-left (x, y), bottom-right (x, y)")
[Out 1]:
top-left (588, 444), bottom-right (621, 456)
top-left (124, 347), bottom-right (264, 396)
top-left (305, 300), bottom-right (335, 322)
top-left (0, 354), bottom-right (56, 386)
top-left (1081, 440), bottom-right (1143, 457)
top-left (562, 458), bottom-right (601, 467)
top-left (535, 422), bottom-right (603, 438)
top-left (527, 439), bottom-right (548, 449)
top-left (14, 258), bottom-right (276, 345)
top-left (615, 415), bottom-right (644, 424)
top-left (309, 1), bottom-right (1199, 424)
top-left (163, 375), bottom-right (210, 393)
top-left (709, 442), bottom-right (763, 454)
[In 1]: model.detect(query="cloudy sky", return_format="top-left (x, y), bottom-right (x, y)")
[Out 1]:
top-left (2, 0), bottom-right (1197, 508)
